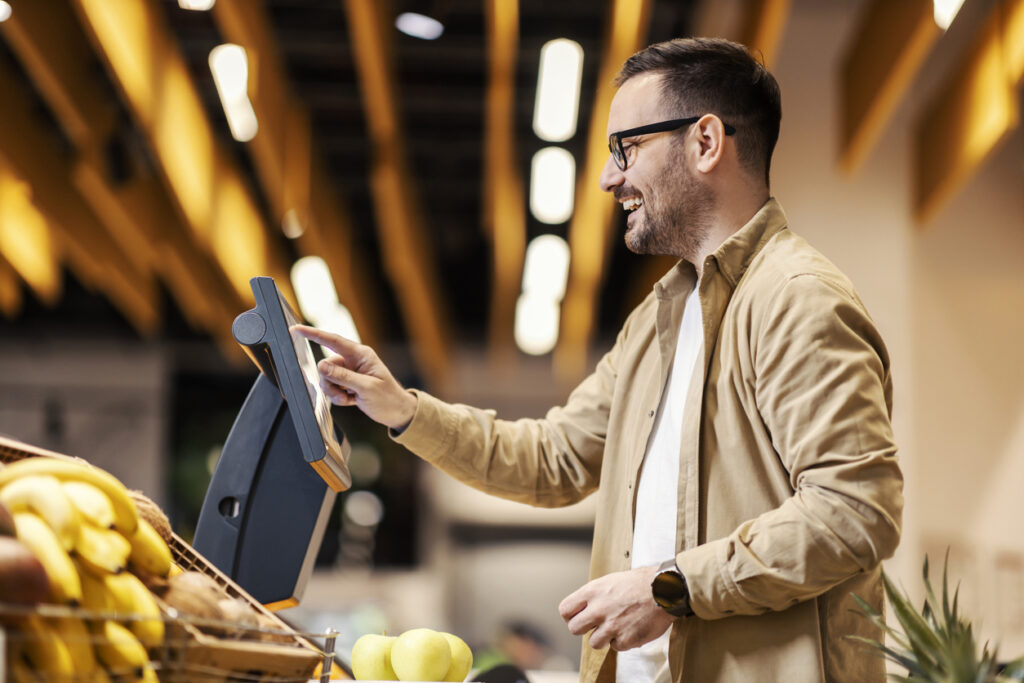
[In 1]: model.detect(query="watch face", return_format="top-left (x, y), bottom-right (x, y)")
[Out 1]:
top-left (652, 569), bottom-right (692, 617)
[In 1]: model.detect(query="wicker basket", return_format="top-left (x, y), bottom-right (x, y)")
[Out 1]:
top-left (0, 435), bottom-right (329, 682)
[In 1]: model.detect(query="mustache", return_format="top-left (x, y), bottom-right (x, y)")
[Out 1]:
top-left (613, 186), bottom-right (642, 202)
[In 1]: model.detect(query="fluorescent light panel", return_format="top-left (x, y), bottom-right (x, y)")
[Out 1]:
top-left (209, 44), bottom-right (258, 142)
top-left (290, 256), bottom-right (361, 347)
top-left (522, 234), bottom-right (570, 301)
top-left (530, 147), bottom-right (576, 224)
top-left (933, 0), bottom-right (966, 29)
top-left (178, 0), bottom-right (216, 10)
top-left (515, 294), bottom-right (561, 356)
top-left (533, 39), bottom-right (584, 142)
top-left (0, 2), bottom-right (12, 22)
top-left (395, 12), bottom-right (444, 40)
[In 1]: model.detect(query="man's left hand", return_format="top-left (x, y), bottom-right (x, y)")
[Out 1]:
top-left (558, 566), bottom-right (676, 651)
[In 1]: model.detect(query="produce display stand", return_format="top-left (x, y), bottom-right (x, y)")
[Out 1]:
top-left (0, 435), bottom-right (344, 682)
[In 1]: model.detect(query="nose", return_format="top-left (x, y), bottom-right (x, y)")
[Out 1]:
top-left (598, 154), bottom-right (624, 193)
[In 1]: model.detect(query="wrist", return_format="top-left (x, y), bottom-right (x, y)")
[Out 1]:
top-left (390, 390), bottom-right (418, 433)
top-left (651, 558), bottom-right (695, 618)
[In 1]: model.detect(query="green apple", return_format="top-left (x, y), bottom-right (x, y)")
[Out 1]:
top-left (350, 633), bottom-right (398, 681)
top-left (390, 628), bottom-right (451, 681)
top-left (441, 632), bottom-right (473, 682)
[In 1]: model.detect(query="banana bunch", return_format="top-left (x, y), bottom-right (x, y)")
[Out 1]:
top-left (0, 457), bottom-right (173, 682)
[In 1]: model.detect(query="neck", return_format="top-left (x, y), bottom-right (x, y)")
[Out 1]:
top-left (689, 186), bottom-right (770, 276)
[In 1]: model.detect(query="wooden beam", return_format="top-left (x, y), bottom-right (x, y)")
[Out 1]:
top-left (209, 0), bottom-right (382, 347)
top-left (736, 0), bottom-right (792, 68)
top-left (914, 0), bottom-right (1024, 224)
top-left (0, 250), bottom-right (24, 318)
top-left (839, 0), bottom-right (939, 175)
top-left (0, 51), bottom-right (159, 335)
top-left (0, 163), bottom-right (62, 306)
top-left (343, 0), bottom-right (453, 392)
top-left (71, 0), bottom-right (297, 311)
top-left (1, 0), bottom-right (243, 347)
top-left (483, 0), bottom-right (526, 367)
top-left (554, 0), bottom-right (653, 382)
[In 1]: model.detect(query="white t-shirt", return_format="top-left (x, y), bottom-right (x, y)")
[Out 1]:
top-left (616, 284), bottom-right (703, 682)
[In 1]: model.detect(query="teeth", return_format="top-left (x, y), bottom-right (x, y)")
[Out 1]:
top-left (622, 197), bottom-right (643, 211)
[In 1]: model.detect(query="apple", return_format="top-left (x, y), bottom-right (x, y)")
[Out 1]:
top-left (350, 633), bottom-right (398, 681)
top-left (390, 628), bottom-right (451, 681)
top-left (441, 632), bottom-right (473, 682)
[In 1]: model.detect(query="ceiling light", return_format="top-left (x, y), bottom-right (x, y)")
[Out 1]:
top-left (932, 0), bottom-right (966, 30)
top-left (178, 0), bottom-right (216, 10)
top-left (522, 234), bottom-right (570, 301)
top-left (533, 39), bottom-right (584, 142)
top-left (291, 255), bottom-right (339, 325)
top-left (209, 44), bottom-right (258, 142)
top-left (282, 209), bottom-right (305, 239)
top-left (0, 2), bottom-right (12, 22)
top-left (395, 12), bottom-right (444, 40)
top-left (515, 294), bottom-right (560, 356)
top-left (530, 147), bottom-right (576, 224)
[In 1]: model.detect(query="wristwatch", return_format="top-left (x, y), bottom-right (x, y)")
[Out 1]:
top-left (651, 558), bottom-right (695, 617)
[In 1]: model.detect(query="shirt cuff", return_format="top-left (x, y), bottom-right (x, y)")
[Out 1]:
top-left (388, 389), bottom-right (454, 464)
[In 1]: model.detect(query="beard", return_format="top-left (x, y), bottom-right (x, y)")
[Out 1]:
top-left (620, 147), bottom-right (715, 262)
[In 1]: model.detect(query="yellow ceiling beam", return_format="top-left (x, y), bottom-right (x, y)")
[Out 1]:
top-left (1, 1), bottom-right (242, 347)
top-left (483, 0), bottom-right (526, 366)
top-left (71, 0), bottom-right (296, 310)
top-left (839, 0), bottom-right (939, 175)
top-left (343, 0), bottom-right (453, 392)
top-left (0, 165), bottom-right (62, 306)
top-left (0, 251), bottom-right (21, 318)
top-left (554, 0), bottom-right (653, 382)
top-left (914, 0), bottom-right (1024, 224)
top-left (737, 0), bottom-right (791, 68)
top-left (0, 53), bottom-right (159, 335)
top-left (209, 0), bottom-right (382, 346)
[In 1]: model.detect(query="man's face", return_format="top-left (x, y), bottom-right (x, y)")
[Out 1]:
top-left (600, 74), bottom-right (714, 261)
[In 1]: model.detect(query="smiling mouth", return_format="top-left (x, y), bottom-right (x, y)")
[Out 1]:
top-left (621, 197), bottom-right (644, 212)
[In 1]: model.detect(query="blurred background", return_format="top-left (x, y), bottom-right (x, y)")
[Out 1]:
top-left (0, 0), bottom-right (1021, 673)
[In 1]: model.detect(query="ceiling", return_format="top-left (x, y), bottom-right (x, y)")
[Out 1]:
top-left (4, 0), bottom-right (1013, 391)
top-left (0, 0), bottom-right (699, 389)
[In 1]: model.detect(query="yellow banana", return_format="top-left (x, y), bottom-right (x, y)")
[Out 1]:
top-left (0, 457), bottom-right (138, 536)
top-left (129, 517), bottom-right (173, 577)
top-left (6, 654), bottom-right (44, 683)
top-left (76, 556), bottom-right (115, 613)
top-left (49, 614), bottom-right (101, 677)
top-left (103, 570), bottom-right (165, 648)
top-left (12, 511), bottom-right (83, 604)
top-left (17, 613), bottom-right (76, 682)
top-left (0, 474), bottom-right (81, 550)
top-left (75, 520), bottom-right (132, 574)
top-left (93, 619), bottom-right (149, 677)
top-left (62, 480), bottom-right (116, 529)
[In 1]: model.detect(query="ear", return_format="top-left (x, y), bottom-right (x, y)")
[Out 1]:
top-left (692, 114), bottom-right (728, 174)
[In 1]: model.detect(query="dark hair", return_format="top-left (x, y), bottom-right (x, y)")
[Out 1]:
top-left (615, 37), bottom-right (781, 186)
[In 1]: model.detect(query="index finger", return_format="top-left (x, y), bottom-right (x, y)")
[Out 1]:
top-left (291, 324), bottom-right (359, 356)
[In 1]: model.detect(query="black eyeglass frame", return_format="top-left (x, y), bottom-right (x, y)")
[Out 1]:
top-left (608, 115), bottom-right (737, 171)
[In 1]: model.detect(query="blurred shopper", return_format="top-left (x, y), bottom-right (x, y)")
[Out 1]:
top-left (295, 37), bottom-right (902, 683)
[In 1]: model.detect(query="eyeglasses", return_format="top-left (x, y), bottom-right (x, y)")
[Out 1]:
top-left (607, 116), bottom-right (737, 171)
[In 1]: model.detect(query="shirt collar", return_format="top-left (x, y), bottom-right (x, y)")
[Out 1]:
top-left (653, 197), bottom-right (788, 298)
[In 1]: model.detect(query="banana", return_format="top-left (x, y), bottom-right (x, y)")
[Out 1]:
top-left (75, 520), bottom-right (132, 575)
top-left (6, 654), bottom-right (44, 683)
top-left (103, 570), bottom-right (165, 648)
top-left (63, 480), bottom-right (116, 529)
top-left (17, 613), bottom-right (76, 682)
top-left (0, 474), bottom-right (81, 550)
top-left (93, 619), bottom-right (149, 678)
top-left (11, 511), bottom-right (82, 604)
top-left (49, 614), bottom-right (101, 678)
top-left (75, 556), bottom-right (114, 614)
top-left (129, 517), bottom-right (173, 577)
top-left (0, 457), bottom-right (138, 536)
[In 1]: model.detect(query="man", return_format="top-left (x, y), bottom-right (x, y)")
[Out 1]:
top-left (296, 37), bottom-right (902, 682)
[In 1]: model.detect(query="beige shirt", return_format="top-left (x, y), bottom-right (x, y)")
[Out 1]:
top-left (395, 198), bottom-right (903, 682)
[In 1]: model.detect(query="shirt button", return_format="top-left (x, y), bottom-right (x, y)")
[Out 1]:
top-left (648, 409), bottom-right (655, 417)
top-left (624, 550), bottom-right (630, 558)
